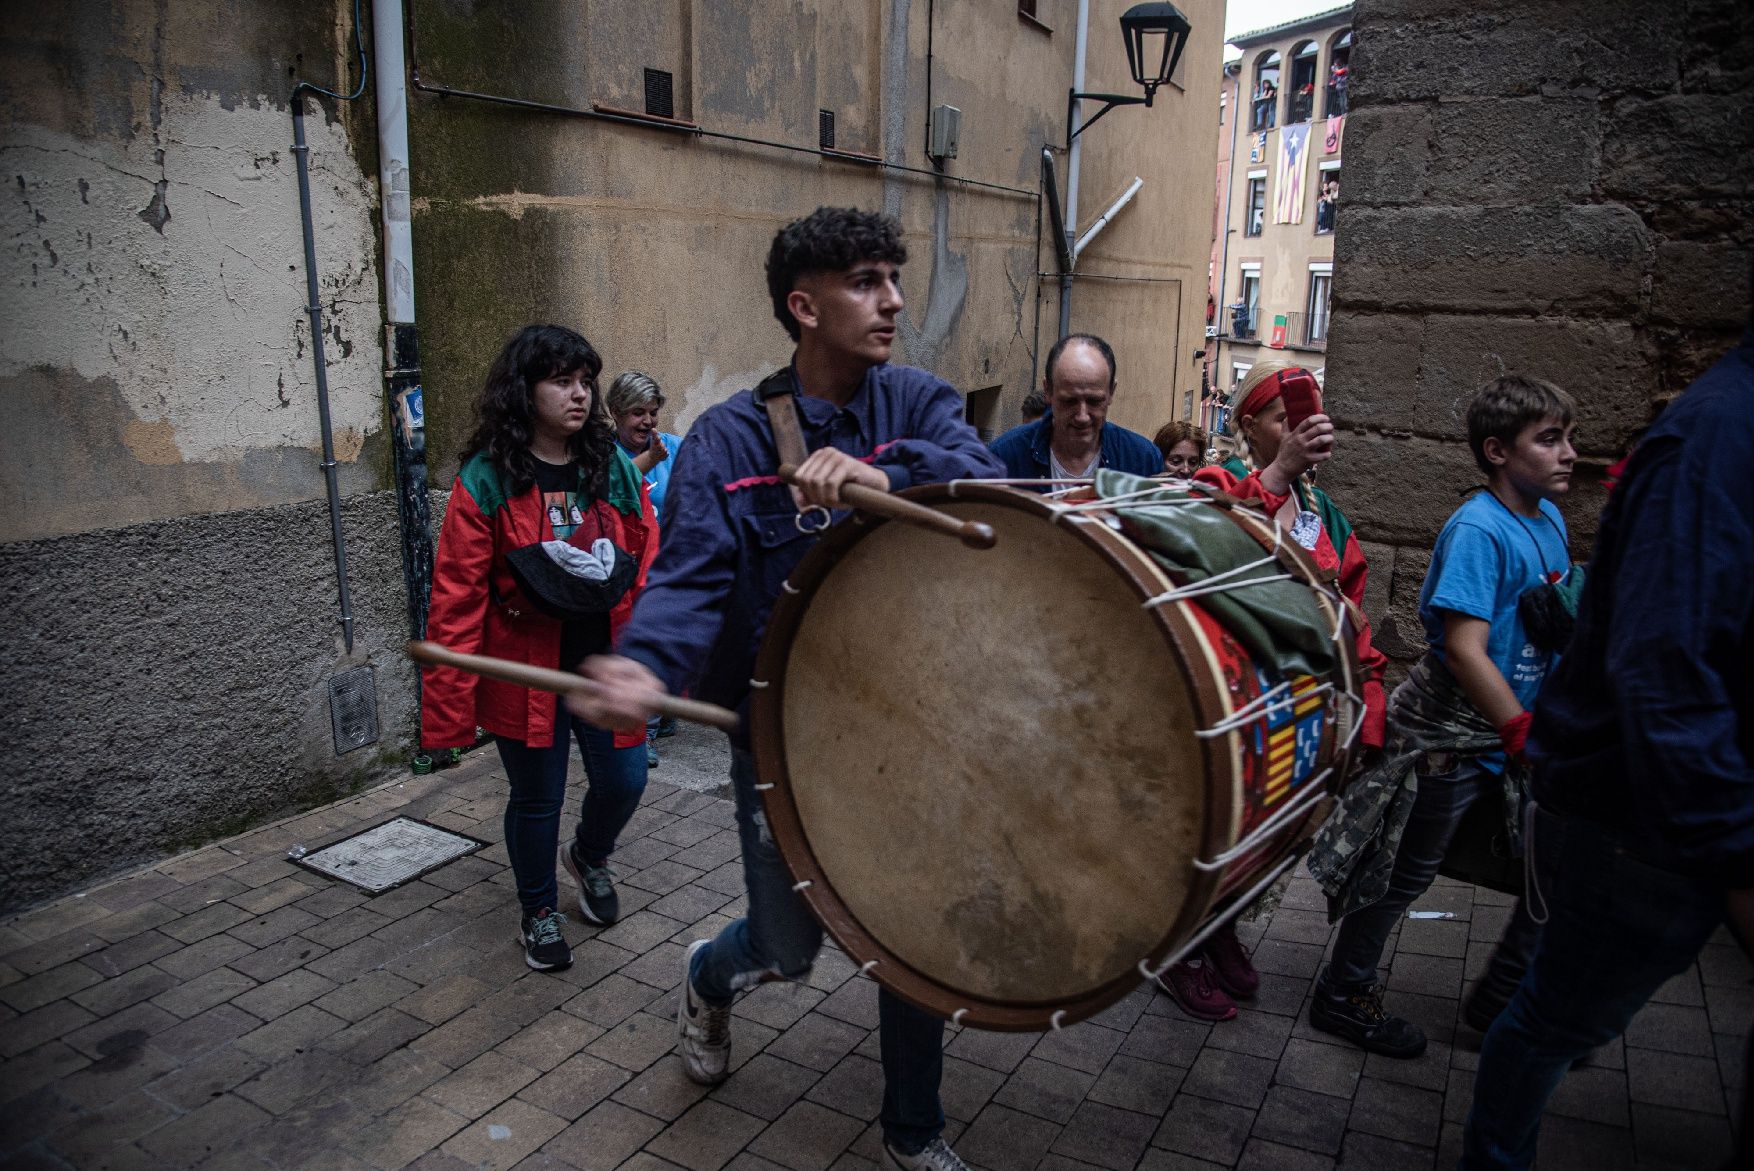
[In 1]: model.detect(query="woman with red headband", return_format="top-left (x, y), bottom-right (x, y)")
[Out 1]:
top-left (1153, 361), bottom-right (1388, 1023)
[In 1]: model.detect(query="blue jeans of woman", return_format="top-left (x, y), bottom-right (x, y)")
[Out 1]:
top-left (689, 747), bottom-right (946, 1155)
top-left (494, 695), bottom-right (648, 915)
top-left (1326, 755), bottom-right (1540, 992)
top-left (1461, 806), bottom-right (1725, 1169)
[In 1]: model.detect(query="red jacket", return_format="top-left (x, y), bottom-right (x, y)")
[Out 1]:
top-left (422, 450), bottom-right (657, 750)
top-left (1194, 459), bottom-right (1388, 750)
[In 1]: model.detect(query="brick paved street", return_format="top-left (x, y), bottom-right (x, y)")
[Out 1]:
top-left (1, 737), bottom-right (1744, 1170)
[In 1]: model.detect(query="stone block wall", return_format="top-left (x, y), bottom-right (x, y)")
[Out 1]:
top-left (1323, 0), bottom-right (1753, 667)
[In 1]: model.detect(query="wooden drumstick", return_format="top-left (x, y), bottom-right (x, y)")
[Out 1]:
top-left (407, 640), bottom-right (741, 733)
top-left (777, 464), bottom-right (997, 550)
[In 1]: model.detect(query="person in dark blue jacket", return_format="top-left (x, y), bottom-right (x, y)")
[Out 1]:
top-left (1462, 327), bottom-right (1754, 1170)
top-left (570, 207), bottom-right (1002, 1171)
top-left (987, 332), bottom-right (1163, 482)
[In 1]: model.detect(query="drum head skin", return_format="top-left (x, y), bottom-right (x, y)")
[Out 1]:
top-left (752, 486), bottom-right (1223, 1028)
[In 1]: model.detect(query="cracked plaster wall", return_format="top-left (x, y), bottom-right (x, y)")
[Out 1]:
top-left (0, 1), bottom-right (412, 911)
top-left (2, 92), bottom-right (385, 542)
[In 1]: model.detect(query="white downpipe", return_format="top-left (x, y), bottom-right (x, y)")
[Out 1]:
top-left (372, 0), bottom-right (415, 324)
top-left (1058, 0), bottom-right (1091, 338)
top-left (1065, 0), bottom-right (1091, 246)
top-left (1074, 176), bottom-right (1144, 258)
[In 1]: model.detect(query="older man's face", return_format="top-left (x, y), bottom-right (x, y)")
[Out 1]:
top-left (1046, 340), bottom-right (1114, 446)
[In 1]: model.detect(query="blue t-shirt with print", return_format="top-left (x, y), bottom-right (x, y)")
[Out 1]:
top-left (1419, 491), bottom-right (1570, 770)
top-left (621, 431), bottom-right (684, 528)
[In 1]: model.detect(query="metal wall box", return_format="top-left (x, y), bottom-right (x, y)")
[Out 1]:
top-left (929, 104), bottom-right (961, 160)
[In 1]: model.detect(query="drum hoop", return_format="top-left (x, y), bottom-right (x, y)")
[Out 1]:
top-left (748, 482), bottom-right (1241, 1031)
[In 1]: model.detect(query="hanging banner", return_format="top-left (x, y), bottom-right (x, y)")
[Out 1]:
top-left (1274, 123), bottom-right (1309, 224)
top-left (1249, 132), bottom-right (1266, 164)
top-left (1270, 314), bottom-right (1288, 348)
top-left (1323, 115), bottom-right (1345, 155)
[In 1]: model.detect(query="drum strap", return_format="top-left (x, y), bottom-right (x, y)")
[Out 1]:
top-left (754, 367), bottom-right (813, 472)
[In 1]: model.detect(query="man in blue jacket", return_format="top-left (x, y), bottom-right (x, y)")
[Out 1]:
top-left (571, 207), bottom-right (1002, 1171)
top-left (1461, 324), bottom-right (1754, 1170)
top-left (987, 332), bottom-right (1163, 481)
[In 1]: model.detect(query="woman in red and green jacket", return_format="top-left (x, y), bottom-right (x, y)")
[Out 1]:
top-left (422, 324), bottom-right (657, 972)
top-left (1156, 360), bottom-right (1389, 1022)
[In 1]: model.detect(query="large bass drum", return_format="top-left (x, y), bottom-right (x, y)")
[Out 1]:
top-left (749, 481), bottom-right (1362, 1030)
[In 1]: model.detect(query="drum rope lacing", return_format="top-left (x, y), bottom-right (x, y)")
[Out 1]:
top-left (1137, 851), bottom-right (1302, 981)
top-left (1195, 679), bottom-right (1336, 739)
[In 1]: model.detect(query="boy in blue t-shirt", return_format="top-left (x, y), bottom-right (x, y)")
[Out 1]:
top-left (1310, 375), bottom-right (1578, 1059)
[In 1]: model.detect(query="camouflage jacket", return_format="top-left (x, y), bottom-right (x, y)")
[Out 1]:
top-left (1306, 653), bottom-right (1525, 920)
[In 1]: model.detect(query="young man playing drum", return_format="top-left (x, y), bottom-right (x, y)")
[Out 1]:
top-left (570, 207), bottom-right (1004, 1171)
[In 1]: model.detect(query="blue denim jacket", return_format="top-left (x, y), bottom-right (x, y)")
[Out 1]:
top-left (987, 413), bottom-right (1163, 482)
top-left (1532, 335), bottom-right (1754, 885)
top-left (615, 362), bottom-right (1005, 736)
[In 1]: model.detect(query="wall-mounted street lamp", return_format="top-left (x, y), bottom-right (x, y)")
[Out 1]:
top-left (1065, 2), bottom-right (1193, 148)
top-left (1051, 1), bottom-right (1193, 342)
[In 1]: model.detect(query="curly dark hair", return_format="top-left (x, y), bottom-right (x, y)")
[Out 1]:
top-left (463, 324), bottom-right (615, 498)
top-left (766, 207), bottom-right (908, 340)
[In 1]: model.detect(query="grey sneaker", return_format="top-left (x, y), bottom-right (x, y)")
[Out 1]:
top-left (884, 1138), bottom-right (970, 1170)
top-left (518, 908), bottom-right (572, 971)
top-left (563, 843), bottom-right (620, 925)
top-left (676, 939), bottom-right (731, 1085)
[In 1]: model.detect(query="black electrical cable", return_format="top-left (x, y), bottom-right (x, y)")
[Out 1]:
top-left (294, 0), bottom-right (369, 103)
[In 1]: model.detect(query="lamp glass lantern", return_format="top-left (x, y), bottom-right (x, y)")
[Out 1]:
top-left (1121, 1), bottom-right (1193, 102)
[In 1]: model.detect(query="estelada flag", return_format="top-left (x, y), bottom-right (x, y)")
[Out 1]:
top-left (1274, 124), bottom-right (1309, 224)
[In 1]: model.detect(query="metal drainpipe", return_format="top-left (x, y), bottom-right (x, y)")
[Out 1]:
top-left (1058, 0), bottom-right (1092, 340)
top-left (1211, 66), bottom-right (1243, 432)
top-left (291, 96), bottom-right (358, 655)
top-left (372, 0), bottom-right (435, 646)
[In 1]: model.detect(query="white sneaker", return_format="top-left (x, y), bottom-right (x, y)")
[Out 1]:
top-left (676, 939), bottom-right (732, 1084)
top-left (884, 1138), bottom-right (971, 1170)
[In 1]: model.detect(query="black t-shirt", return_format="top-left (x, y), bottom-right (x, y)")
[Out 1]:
top-left (530, 459), bottom-right (610, 671)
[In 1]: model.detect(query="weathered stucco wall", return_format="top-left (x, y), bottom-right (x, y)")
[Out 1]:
top-left (1323, 0), bottom-right (1754, 665)
top-left (406, 0), bottom-right (1222, 472)
top-left (0, 0), bottom-right (414, 910)
top-left (1, 1), bottom-right (388, 540)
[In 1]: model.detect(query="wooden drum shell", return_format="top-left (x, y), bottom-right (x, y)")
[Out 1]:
top-left (749, 483), bottom-right (1358, 1031)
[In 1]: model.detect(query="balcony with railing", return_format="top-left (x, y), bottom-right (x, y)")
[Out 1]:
top-left (1288, 85), bottom-right (1315, 125)
top-left (1227, 306), bottom-right (1260, 340)
top-left (1266, 311), bottom-right (1329, 350)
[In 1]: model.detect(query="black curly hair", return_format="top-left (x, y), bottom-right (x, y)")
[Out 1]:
top-left (766, 207), bottom-right (908, 340)
top-left (463, 324), bottom-right (616, 498)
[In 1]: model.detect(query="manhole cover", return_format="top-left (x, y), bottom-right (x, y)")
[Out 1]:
top-left (295, 817), bottom-right (484, 894)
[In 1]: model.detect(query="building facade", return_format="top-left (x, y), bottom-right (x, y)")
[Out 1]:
top-left (0, 0), bottom-right (1222, 910)
top-left (1204, 5), bottom-right (1352, 435)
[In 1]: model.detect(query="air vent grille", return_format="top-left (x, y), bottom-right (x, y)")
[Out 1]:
top-left (644, 68), bottom-right (674, 119)
top-left (819, 109), bottom-right (836, 150)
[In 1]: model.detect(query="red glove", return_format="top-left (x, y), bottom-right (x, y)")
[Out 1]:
top-left (1497, 711), bottom-right (1533, 767)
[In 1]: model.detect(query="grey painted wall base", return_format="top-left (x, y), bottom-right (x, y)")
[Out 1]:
top-left (0, 491), bottom-right (424, 913)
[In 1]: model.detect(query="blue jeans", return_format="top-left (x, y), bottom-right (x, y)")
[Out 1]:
top-left (1461, 806), bottom-right (1725, 1169)
top-left (494, 695), bottom-right (648, 915)
top-left (689, 748), bottom-right (946, 1154)
top-left (1327, 755), bottom-right (1539, 992)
